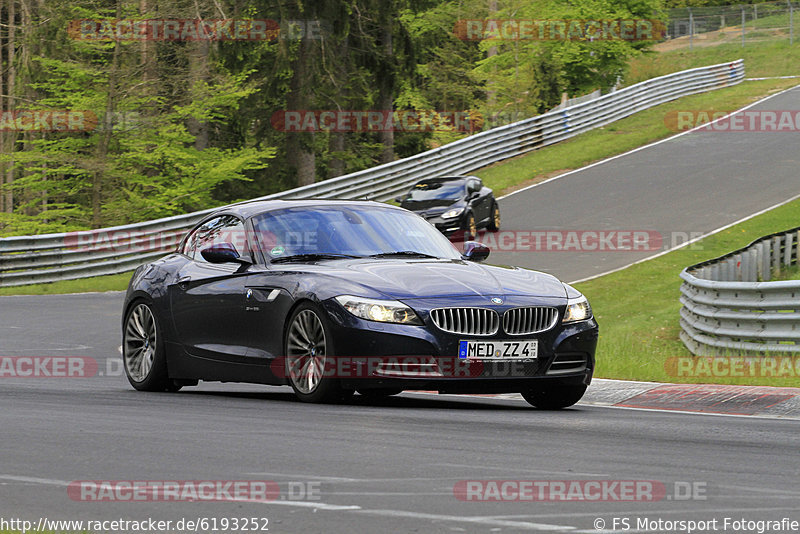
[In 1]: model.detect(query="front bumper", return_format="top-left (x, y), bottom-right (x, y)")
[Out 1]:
top-left (321, 297), bottom-right (598, 394)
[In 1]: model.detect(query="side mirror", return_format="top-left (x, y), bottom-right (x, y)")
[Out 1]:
top-left (395, 195), bottom-right (405, 203)
top-left (462, 241), bottom-right (490, 262)
top-left (200, 243), bottom-right (249, 264)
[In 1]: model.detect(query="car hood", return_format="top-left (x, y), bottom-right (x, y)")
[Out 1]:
top-left (284, 259), bottom-right (568, 300)
top-left (401, 199), bottom-right (458, 212)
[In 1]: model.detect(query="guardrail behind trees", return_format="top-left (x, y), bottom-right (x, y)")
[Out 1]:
top-left (0, 60), bottom-right (745, 287)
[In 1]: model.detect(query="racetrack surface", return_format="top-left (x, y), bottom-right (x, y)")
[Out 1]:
top-left (3, 86), bottom-right (800, 533)
top-left (491, 84), bottom-right (800, 282)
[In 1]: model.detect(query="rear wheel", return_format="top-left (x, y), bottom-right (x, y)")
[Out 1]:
top-left (487, 202), bottom-right (501, 232)
top-left (521, 384), bottom-right (586, 409)
top-left (123, 302), bottom-right (178, 392)
top-left (285, 302), bottom-right (351, 403)
top-left (464, 213), bottom-right (477, 240)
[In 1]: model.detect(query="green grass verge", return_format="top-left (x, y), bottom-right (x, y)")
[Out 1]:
top-left (575, 197), bottom-right (800, 387)
top-left (0, 272), bottom-right (132, 296)
top-left (628, 39), bottom-right (800, 84)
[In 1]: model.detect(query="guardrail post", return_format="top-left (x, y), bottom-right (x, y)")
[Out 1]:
top-left (772, 236), bottom-right (782, 277)
top-left (689, 9), bottom-right (694, 50)
top-left (784, 233), bottom-right (793, 266)
top-left (742, 7), bottom-right (746, 47)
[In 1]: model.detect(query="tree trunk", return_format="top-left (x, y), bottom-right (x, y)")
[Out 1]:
top-left (486, 0), bottom-right (498, 107)
top-left (286, 26), bottom-right (316, 186)
top-left (93, 0), bottom-right (121, 228)
top-left (378, 12), bottom-right (394, 164)
top-left (187, 2), bottom-right (209, 150)
top-left (0, 0), bottom-right (5, 215)
top-left (3, 0), bottom-right (17, 214)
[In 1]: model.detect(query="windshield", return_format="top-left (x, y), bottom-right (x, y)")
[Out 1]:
top-left (251, 205), bottom-right (461, 262)
top-left (404, 181), bottom-right (465, 202)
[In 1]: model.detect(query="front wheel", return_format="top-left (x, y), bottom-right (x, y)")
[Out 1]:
top-left (521, 384), bottom-right (587, 409)
top-left (123, 302), bottom-right (177, 392)
top-left (285, 302), bottom-right (351, 403)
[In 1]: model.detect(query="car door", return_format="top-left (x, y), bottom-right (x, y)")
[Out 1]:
top-left (169, 214), bottom-right (254, 364)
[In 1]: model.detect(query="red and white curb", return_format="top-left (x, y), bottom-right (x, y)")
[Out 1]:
top-left (410, 379), bottom-right (800, 419)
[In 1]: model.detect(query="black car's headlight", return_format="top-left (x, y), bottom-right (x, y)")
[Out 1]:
top-left (562, 295), bottom-right (592, 323)
top-left (441, 208), bottom-right (464, 219)
top-left (335, 295), bottom-right (423, 325)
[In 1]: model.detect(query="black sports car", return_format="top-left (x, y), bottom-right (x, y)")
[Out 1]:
top-left (122, 200), bottom-right (597, 408)
top-left (397, 176), bottom-right (500, 238)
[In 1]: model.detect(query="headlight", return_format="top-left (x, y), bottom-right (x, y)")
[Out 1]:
top-left (562, 295), bottom-right (592, 323)
top-left (441, 208), bottom-right (464, 219)
top-left (334, 295), bottom-right (422, 325)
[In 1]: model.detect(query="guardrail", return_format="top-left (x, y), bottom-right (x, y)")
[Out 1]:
top-left (0, 60), bottom-right (745, 287)
top-left (679, 226), bottom-right (800, 356)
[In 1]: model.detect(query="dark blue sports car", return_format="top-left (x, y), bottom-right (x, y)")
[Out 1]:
top-left (122, 200), bottom-right (597, 408)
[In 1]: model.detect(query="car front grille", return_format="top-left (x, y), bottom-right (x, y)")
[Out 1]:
top-left (502, 306), bottom-right (559, 335)
top-left (430, 308), bottom-right (500, 336)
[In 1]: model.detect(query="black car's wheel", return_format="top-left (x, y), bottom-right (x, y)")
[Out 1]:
top-left (487, 202), bottom-right (501, 232)
top-left (123, 302), bottom-right (179, 392)
top-left (357, 388), bottom-right (403, 398)
top-left (285, 302), bottom-right (352, 403)
top-left (465, 213), bottom-right (477, 240)
top-left (521, 384), bottom-right (587, 409)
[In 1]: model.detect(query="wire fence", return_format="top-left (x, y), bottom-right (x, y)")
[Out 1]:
top-left (667, 0), bottom-right (797, 48)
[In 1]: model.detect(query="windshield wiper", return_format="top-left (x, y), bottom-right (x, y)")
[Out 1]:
top-left (368, 251), bottom-right (439, 259)
top-left (271, 253), bottom-right (362, 263)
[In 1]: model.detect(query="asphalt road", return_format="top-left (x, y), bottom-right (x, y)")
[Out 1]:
top-left (3, 85), bottom-right (800, 533)
top-left (1, 289), bottom-right (799, 533)
top-left (491, 84), bottom-right (800, 282)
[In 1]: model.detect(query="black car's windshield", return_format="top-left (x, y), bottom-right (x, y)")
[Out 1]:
top-left (404, 181), bottom-right (464, 202)
top-left (251, 205), bottom-right (461, 262)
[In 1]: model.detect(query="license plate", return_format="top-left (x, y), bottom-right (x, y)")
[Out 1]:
top-left (458, 340), bottom-right (538, 360)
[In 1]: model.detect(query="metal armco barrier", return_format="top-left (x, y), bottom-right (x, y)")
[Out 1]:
top-left (0, 60), bottom-right (745, 287)
top-left (680, 226), bottom-right (800, 356)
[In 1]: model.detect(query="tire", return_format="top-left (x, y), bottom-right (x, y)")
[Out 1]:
top-left (521, 384), bottom-right (587, 409)
top-left (487, 202), bottom-right (501, 232)
top-left (357, 388), bottom-right (403, 398)
top-left (123, 301), bottom-right (178, 392)
top-left (464, 213), bottom-right (477, 240)
top-left (284, 302), bottom-right (352, 403)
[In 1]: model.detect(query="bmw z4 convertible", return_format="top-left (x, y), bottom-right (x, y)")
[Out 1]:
top-left (122, 200), bottom-right (598, 408)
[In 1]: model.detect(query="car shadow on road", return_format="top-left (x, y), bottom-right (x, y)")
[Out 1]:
top-left (170, 388), bottom-right (586, 412)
